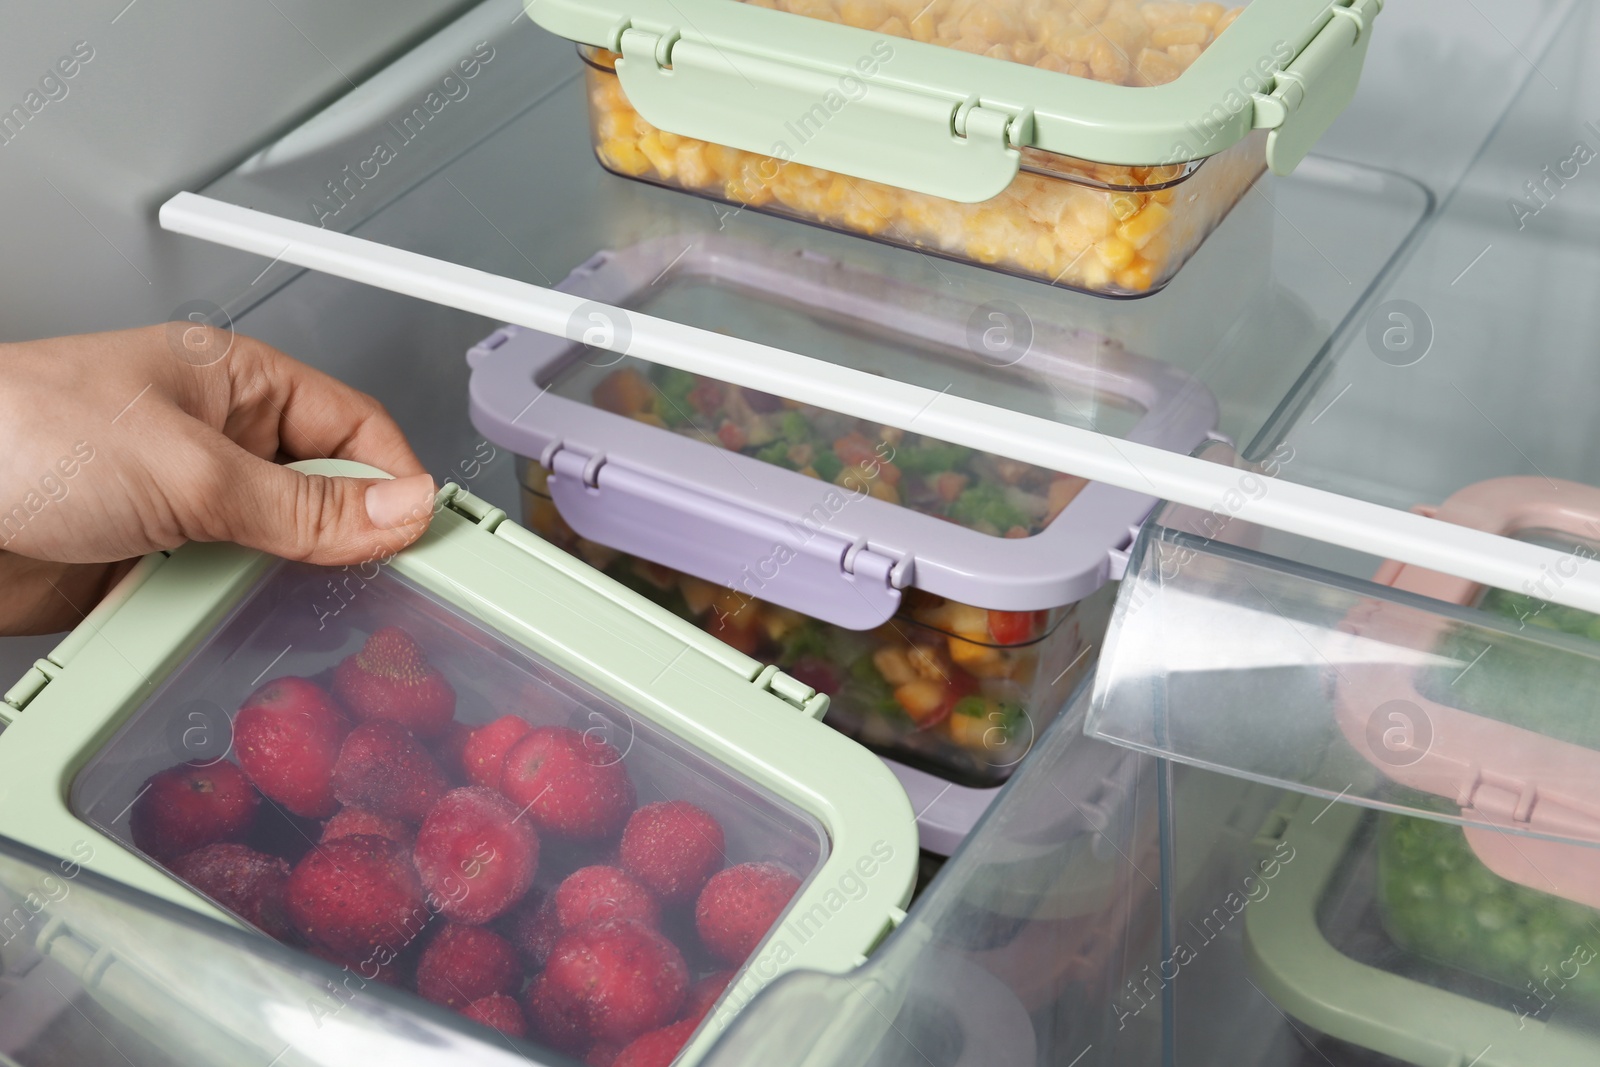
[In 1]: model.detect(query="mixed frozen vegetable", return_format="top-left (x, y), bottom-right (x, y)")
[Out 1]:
top-left (591, 363), bottom-right (1087, 538)
top-left (521, 464), bottom-right (1099, 787)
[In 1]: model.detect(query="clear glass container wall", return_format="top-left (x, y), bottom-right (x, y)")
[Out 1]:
top-left (0, 834), bottom-right (545, 1066)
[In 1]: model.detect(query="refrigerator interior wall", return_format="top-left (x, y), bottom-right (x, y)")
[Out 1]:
top-left (1247, 0), bottom-right (1600, 508)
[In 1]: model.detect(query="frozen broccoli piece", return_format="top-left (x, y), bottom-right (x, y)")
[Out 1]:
top-left (893, 441), bottom-right (974, 477)
top-left (755, 440), bottom-right (795, 468)
top-left (779, 619), bottom-right (830, 663)
top-left (780, 410), bottom-right (811, 445)
top-left (949, 483), bottom-right (1030, 533)
top-left (651, 367), bottom-right (699, 427)
top-left (812, 449), bottom-right (844, 483)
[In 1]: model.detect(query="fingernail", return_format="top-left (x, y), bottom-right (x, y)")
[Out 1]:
top-left (366, 474), bottom-right (435, 530)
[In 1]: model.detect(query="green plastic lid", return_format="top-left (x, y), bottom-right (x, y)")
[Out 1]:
top-left (530, 0), bottom-right (1381, 200)
top-left (0, 460), bottom-right (917, 1065)
top-left (1244, 796), bottom-right (1600, 1067)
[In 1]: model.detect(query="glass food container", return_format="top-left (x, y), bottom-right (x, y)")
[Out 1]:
top-left (1245, 794), bottom-right (1600, 1067)
top-left (527, 0), bottom-right (1384, 295)
top-left (1, 461), bottom-right (918, 1067)
top-left (466, 239), bottom-right (1221, 850)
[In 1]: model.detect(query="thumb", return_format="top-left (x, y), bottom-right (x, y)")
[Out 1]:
top-left (199, 446), bottom-right (436, 565)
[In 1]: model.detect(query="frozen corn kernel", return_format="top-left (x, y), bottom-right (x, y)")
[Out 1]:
top-left (1094, 236), bottom-right (1136, 271)
top-left (675, 142), bottom-right (713, 188)
top-left (1135, 47), bottom-right (1183, 85)
top-left (1088, 39), bottom-right (1131, 82)
top-left (1166, 42), bottom-right (1203, 67)
top-left (840, 0), bottom-right (890, 27)
top-left (598, 139), bottom-right (652, 177)
top-left (907, 644), bottom-right (947, 682)
top-left (948, 634), bottom-right (1008, 675)
top-left (894, 680), bottom-right (946, 723)
top-left (1115, 259), bottom-right (1160, 291)
top-left (873, 646), bottom-right (919, 686)
top-left (1117, 200), bottom-right (1172, 249)
top-left (948, 710), bottom-right (994, 750)
top-left (1152, 21), bottom-right (1209, 47)
top-left (596, 110), bottom-right (635, 144)
top-left (637, 132), bottom-right (677, 178)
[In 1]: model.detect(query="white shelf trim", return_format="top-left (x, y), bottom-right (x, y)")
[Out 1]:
top-left (159, 191), bottom-right (1600, 615)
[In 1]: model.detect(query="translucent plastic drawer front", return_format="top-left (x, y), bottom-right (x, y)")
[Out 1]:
top-left (1087, 520), bottom-right (1600, 858)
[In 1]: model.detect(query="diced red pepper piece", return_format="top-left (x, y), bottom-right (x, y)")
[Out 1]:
top-left (833, 432), bottom-right (880, 470)
top-left (717, 419), bottom-right (749, 451)
top-left (986, 610), bottom-right (1036, 646)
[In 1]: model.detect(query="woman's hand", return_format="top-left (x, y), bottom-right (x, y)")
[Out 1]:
top-left (0, 324), bottom-right (435, 634)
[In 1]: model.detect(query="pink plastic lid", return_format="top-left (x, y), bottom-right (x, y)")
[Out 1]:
top-left (1335, 477), bottom-right (1600, 906)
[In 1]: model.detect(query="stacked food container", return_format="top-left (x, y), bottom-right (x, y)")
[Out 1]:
top-left (466, 236), bottom-right (1222, 852)
top-left (529, 0), bottom-right (1383, 295)
top-left (0, 461), bottom-right (918, 1067)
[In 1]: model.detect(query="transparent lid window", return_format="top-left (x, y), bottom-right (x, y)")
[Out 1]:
top-left (739, 0), bottom-right (1248, 88)
top-left (553, 352), bottom-right (1122, 539)
top-left (71, 561), bottom-right (827, 1062)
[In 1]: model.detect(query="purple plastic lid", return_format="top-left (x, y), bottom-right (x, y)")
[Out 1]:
top-left (467, 237), bottom-right (1219, 629)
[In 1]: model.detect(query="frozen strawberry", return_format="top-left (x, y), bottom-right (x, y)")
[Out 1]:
top-left (613, 1018), bottom-right (698, 1067)
top-left (309, 945), bottom-right (405, 987)
top-left (321, 808), bottom-right (412, 846)
top-left (507, 893), bottom-right (561, 970)
top-left (462, 993), bottom-right (527, 1037)
top-left (414, 787), bottom-right (539, 924)
top-left (462, 714), bottom-right (532, 790)
top-left (526, 972), bottom-right (590, 1055)
top-left (234, 676), bottom-right (350, 818)
top-left (587, 1041), bottom-right (624, 1067)
top-left (333, 626), bottom-right (455, 738)
top-left (285, 834), bottom-right (429, 958)
top-left (331, 721), bottom-right (448, 823)
top-left (620, 802), bottom-right (724, 904)
top-left (681, 969), bottom-right (734, 1023)
top-left (553, 866), bottom-right (660, 931)
top-left (437, 720), bottom-right (474, 782)
top-left (695, 862), bottom-right (801, 965)
top-left (416, 923), bottom-right (520, 1008)
top-left (540, 918), bottom-right (687, 1045)
top-left (131, 760), bottom-right (258, 861)
top-left (500, 726), bottom-right (635, 841)
top-left (170, 842), bottom-right (291, 940)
